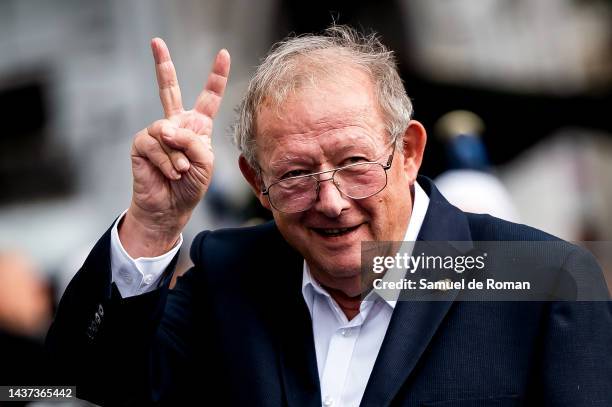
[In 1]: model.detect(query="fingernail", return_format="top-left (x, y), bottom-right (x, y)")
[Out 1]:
top-left (177, 158), bottom-right (189, 171)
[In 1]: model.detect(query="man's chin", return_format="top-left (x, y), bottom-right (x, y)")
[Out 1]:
top-left (307, 237), bottom-right (365, 272)
top-left (309, 256), bottom-right (362, 278)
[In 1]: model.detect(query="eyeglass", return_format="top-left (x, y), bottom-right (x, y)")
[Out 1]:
top-left (261, 138), bottom-right (398, 213)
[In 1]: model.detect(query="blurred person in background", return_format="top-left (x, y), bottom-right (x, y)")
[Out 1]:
top-left (0, 250), bottom-right (51, 385)
top-left (46, 25), bottom-right (611, 406)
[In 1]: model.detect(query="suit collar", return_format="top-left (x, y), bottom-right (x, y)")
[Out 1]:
top-left (266, 230), bottom-right (321, 407)
top-left (416, 175), bottom-right (473, 242)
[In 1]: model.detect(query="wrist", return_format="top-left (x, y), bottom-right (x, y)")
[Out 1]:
top-left (119, 206), bottom-right (187, 258)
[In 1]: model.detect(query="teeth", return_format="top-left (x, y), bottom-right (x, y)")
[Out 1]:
top-left (318, 226), bottom-right (356, 235)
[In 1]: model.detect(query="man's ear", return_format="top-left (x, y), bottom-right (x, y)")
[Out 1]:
top-left (238, 155), bottom-right (272, 211)
top-left (400, 120), bottom-right (427, 184)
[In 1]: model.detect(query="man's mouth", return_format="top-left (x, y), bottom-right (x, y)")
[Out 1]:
top-left (312, 224), bottom-right (361, 237)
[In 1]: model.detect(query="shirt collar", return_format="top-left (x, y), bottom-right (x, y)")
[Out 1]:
top-left (302, 180), bottom-right (430, 313)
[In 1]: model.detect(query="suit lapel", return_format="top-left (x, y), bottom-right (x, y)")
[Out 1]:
top-left (269, 229), bottom-right (322, 407)
top-left (360, 176), bottom-right (473, 406)
top-left (360, 298), bottom-right (457, 406)
top-left (278, 289), bottom-right (321, 407)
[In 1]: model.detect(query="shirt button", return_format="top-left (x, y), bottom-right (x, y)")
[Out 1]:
top-left (340, 328), bottom-right (351, 337)
top-left (323, 396), bottom-right (334, 406)
top-left (143, 274), bottom-right (154, 284)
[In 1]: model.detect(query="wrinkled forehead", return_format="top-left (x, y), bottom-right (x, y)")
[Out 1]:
top-left (253, 67), bottom-right (388, 167)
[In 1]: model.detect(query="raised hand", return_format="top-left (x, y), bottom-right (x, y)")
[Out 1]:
top-left (120, 38), bottom-right (230, 258)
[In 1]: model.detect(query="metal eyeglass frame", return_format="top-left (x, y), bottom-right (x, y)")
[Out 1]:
top-left (261, 138), bottom-right (398, 213)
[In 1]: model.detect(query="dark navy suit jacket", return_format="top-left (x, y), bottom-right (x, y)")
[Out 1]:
top-left (46, 177), bottom-right (612, 406)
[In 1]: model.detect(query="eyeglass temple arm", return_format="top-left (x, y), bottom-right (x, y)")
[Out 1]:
top-left (384, 152), bottom-right (394, 169)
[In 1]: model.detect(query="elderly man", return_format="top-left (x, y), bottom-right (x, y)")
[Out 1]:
top-left (47, 26), bottom-right (611, 406)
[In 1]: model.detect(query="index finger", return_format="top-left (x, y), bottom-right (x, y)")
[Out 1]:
top-left (151, 37), bottom-right (184, 118)
top-left (193, 49), bottom-right (231, 118)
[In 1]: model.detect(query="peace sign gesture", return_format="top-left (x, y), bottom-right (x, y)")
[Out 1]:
top-left (120, 38), bottom-right (230, 258)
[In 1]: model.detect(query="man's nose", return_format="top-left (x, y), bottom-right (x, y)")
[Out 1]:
top-left (312, 178), bottom-right (351, 217)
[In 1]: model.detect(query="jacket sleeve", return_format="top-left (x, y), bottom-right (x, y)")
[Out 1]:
top-left (534, 247), bottom-right (612, 406)
top-left (45, 225), bottom-right (212, 405)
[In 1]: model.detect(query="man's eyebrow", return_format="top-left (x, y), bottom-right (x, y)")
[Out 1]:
top-left (333, 140), bottom-right (378, 156)
top-left (265, 136), bottom-right (380, 171)
top-left (268, 155), bottom-right (313, 171)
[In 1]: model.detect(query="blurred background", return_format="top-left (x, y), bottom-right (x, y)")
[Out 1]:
top-left (0, 0), bottom-right (611, 392)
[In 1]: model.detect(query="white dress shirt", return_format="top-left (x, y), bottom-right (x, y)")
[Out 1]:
top-left (110, 182), bottom-right (430, 406)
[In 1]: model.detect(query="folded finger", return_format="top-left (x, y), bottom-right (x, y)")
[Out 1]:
top-left (133, 132), bottom-right (181, 180)
top-left (161, 128), bottom-right (213, 166)
top-left (148, 121), bottom-right (190, 172)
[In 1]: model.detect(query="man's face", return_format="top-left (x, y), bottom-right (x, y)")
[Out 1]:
top-left (248, 70), bottom-right (422, 294)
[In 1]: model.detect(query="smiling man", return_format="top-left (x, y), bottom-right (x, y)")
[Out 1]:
top-left (47, 26), bottom-right (612, 406)
top-left (241, 62), bottom-right (423, 304)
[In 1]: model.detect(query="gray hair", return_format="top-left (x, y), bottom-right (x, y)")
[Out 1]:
top-left (233, 25), bottom-right (413, 172)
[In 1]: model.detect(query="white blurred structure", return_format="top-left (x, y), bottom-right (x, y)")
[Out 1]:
top-left (501, 129), bottom-right (612, 241)
top-left (401, 0), bottom-right (612, 94)
top-left (435, 170), bottom-right (520, 223)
